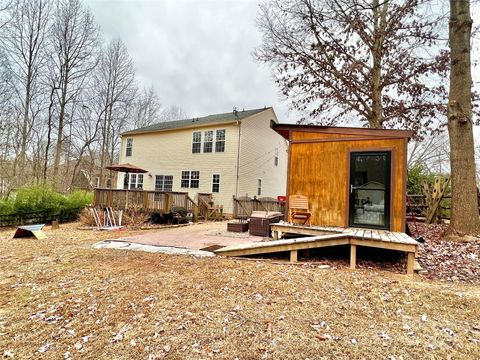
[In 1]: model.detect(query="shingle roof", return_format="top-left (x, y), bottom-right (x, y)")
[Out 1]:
top-left (122, 107), bottom-right (272, 136)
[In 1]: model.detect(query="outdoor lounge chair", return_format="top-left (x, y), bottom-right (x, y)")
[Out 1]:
top-left (289, 194), bottom-right (312, 225)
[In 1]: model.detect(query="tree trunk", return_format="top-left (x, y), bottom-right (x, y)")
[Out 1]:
top-left (445, 0), bottom-right (480, 239)
top-left (43, 85), bottom-right (57, 183)
top-left (52, 78), bottom-right (69, 190)
top-left (369, 0), bottom-right (387, 129)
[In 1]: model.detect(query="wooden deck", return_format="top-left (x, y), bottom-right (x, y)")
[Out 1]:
top-left (94, 188), bottom-right (198, 217)
top-left (215, 223), bottom-right (419, 275)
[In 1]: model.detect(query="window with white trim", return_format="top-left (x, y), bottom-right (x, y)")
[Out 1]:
top-left (192, 132), bottom-right (201, 153)
top-left (274, 147), bottom-right (279, 166)
top-left (181, 171), bottom-right (200, 188)
top-left (212, 174), bottom-right (220, 193)
top-left (126, 138), bottom-right (133, 157)
top-left (257, 178), bottom-right (262, 196)
top-left (215, 129), bottom-right (225, 152)
top-left (155, 175), bottom-right (173, 191)
top-left (129, 174), bottom-right (143, 189)
top-left (203, 130), bottom-right (213, 153)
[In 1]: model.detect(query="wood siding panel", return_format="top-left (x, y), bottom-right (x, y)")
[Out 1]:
top-left (288, 138), bottom-right (407, 232)
top-left (291, 131), bottom-right (362, 140)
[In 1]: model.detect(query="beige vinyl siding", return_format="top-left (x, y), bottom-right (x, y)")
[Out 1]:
top-left (237, 108), bottom-right (288, 199)
top-left (117, 122), bottom-right (239, 213)
top-left (116, 108), bottom-right (288, 214)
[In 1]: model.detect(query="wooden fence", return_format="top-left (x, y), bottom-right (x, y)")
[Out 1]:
top-left (233, 196), bottom-right (285, 219)
top-left (407, 194), bottom-right (480, 220)
top-left (94, 188), bottom-right (198, 217)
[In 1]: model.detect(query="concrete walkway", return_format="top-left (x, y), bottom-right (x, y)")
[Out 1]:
top-left (92, 240), bottom-right (215, 257)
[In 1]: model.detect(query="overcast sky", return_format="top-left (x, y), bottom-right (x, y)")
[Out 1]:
top-left (83, 0), bottom-right (295, 123)
top-left (83, 0), bottom-right (480, 135)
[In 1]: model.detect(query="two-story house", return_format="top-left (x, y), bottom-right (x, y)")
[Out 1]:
top-left (116, 107), bottom-right (288, 215)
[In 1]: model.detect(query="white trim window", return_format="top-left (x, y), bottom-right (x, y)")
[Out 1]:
top-left (215, 129), bottom-right (226, 152)
top-left (155, 175), bottom-right (173, 191)
top-left (181, 171), bottom-right (200, 188)
top-left (129, 174), bottom-right (144, 189)
top-left (203, 130), bottom-right (214, 153)
top-left (274, 147), bottom-right (279, 166)
top-left (126, 138), bottom-right (133, 157)
top-left (212, 174), bottom-right (220, 193)
top-left (192, 131), bottom-right (201, 153)
top-left (257, 178), bottom-right (262, 196)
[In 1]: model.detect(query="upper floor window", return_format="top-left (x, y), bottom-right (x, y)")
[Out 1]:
top-left (181, 170), bottom-right (200, 188)
top-left (257, 178), bottom-right (262, 196)
top-left (212, 174), bottom-right (220, 193)
top-left (215, 129), bottom-right (225, 152)
top-left (274, 147), bottom-right (279, 166)
top-left (203, 131), bottom-right (214, 153)
top-left (155, 175), bottom-right (173, 191)
top-left (126, 138), bottom-right (133, 157)
top-left (192, 132), bottom-right (201, 153)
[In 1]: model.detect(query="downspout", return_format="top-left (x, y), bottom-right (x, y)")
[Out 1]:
top-left (235, 120), bottom-right (241, 198)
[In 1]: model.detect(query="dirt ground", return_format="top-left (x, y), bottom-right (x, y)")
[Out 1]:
top-left (1, 222), bottom-right (480, 359)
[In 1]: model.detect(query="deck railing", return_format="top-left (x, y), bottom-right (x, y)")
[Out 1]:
top-left (94, 188), bottom-right (198, 218)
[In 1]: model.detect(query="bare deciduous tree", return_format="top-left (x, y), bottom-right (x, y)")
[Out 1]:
top-left (255, 0), bottom-right (448, 133)
top-left (93, 38), bottom-right (136, 187)
top-left (2, 0), bottom-right (51, 185)
top-left (408, 133), bottom-right (450, 174)
top-left (50, 0), bottom-right (99, 189)
top-left (160, 104), bottom-right (187, 122)
top-left (131, 85), bottom-right (161, 129)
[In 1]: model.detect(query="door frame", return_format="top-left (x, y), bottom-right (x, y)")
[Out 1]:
top-left (347, 150), bottom-right (392, 230)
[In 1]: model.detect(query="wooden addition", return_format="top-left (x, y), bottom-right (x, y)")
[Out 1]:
top-left (272, 123), bottom-right (413, 232)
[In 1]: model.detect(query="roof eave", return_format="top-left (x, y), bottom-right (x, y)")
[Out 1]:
top-left (121, 120), bottom-right (240, 137)
top-left (271, 122), bottom-right (414, 140)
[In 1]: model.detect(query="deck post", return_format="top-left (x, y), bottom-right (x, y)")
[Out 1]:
top-left (290, 250), bottom-right (298, 263)
top-left (272, 229), bottom-right (279, 240)
top-left (108, 189), bottom-right (113, 207)
top-left (143, 191), bottom-right (149, 210)
top-left (193, 204), bottom-right (199, 222)
top-left (406, 252), bottom-right (415, 275)
top-left (350, 244), bottom-right (356, 269)
top-left (166, 193), bottom-right (173, 213)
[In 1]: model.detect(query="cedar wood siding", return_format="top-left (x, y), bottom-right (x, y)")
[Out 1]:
top-left (288, 131), bottom-right (408, 232)
top-left (237, 108), bottom-right (288, 199)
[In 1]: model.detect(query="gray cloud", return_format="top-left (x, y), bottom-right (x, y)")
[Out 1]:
top-left (84, 0), bottom-right (294, 122)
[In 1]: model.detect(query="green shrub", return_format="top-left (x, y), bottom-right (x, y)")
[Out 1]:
top-left (65, 189), bottom-right (93, 208)
top-left (0, 185), bottom-right (93, 220)
top-left (13, 185), bottom-right (66, 215)
top-left (0, 199), bottom-right (14, 215)
top-left (407, 164), bottom-right (436, 195)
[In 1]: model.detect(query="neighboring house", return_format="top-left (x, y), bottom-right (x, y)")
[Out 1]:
top-left (116, 107), bottom-right (288, 215)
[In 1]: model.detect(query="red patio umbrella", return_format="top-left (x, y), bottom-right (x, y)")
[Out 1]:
top-left (105, 163), bottom-right (148, 174)
top-left (105, 163), bottom-right (148, 189)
